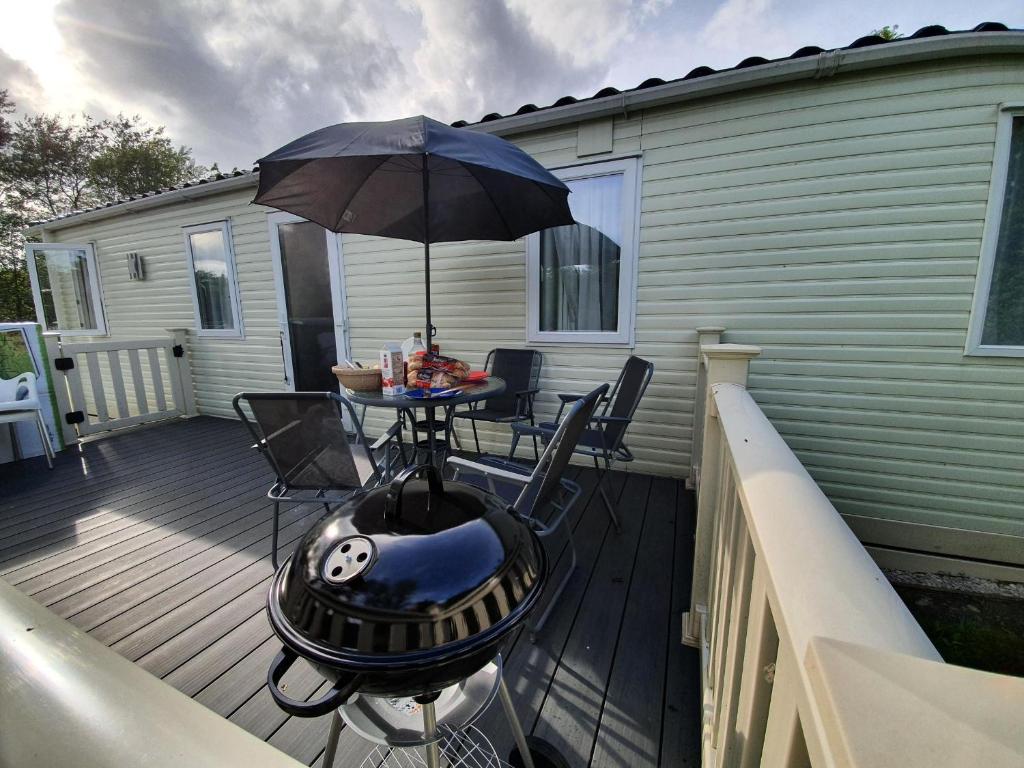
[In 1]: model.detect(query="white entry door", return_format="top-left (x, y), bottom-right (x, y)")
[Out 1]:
top-left (267, 212), bottom-right (351, 394)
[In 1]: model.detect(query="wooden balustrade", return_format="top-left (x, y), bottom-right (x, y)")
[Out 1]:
top-left (44, 328), bottom-right (197, 442)
top-left (685, 344), bottom-right (1024, 767)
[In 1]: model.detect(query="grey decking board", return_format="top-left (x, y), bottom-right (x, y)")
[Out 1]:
top-left (43, 496), bottom-right (303, 623)
top-left (0, 450), bottom-right (265, 568)
top-left (88, 508), bottom-right (318, 645)
top-left (472, 469), bottom-right (630, 760)
top-left (589, 476), bottom-right (677, 768)
top-left (20, 476), bottom-right (272, 598)
top-left (659, 485), bottom-right (701, 767)
top-left (0, 418), bottom-right (241, 514)
top-left (29, 486), bottom-right (271, 604)
top-left (10, 462), bottom-right (269, 590)
top-left (530, 473), bottom-right (653, 766)
top-left (155, 605), bottom-right (271, 690)
top-left (0, 417), bottom-right (227, 497)
top-left (194, 634), bottom-right (283, 716)
top-left (1, 417), bottom-right (698, 767)
top-left (0, 439), bottom-right (263, 541)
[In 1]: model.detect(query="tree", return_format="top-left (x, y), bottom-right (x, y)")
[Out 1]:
top-left (89, 116), bottom-right (205, 202)
top-left (872, 25), bottom-right (903, 40)
top-left (0, 100), bottom-right (211, 322)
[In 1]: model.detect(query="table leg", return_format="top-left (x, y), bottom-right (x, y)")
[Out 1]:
top-left (425, 404), bottom-right (438, 467)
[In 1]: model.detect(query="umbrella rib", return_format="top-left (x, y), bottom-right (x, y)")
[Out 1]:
top-left (461, 162), bottom-right (516, 241)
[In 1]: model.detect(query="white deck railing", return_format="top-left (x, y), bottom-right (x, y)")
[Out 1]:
top-left (684, 341), bottom-right (1024, 768)
top-left (44, 328), bottom-right (197, 443)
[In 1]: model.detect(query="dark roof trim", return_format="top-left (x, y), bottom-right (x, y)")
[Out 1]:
top-left (466, 26), bottom-right (1022, 137)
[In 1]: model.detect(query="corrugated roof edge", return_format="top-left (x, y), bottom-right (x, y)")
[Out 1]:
top-left (28, 23), bottom-right (1022, 232)
top-left (465, 23), bottom-right (1022, 136)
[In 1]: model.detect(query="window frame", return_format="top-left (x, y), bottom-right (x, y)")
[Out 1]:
top-left (965, 103), bottom-right (1024, 357)
top-left (526, 156), bottom-right (641, 346)
top-left (25, 241), bottom-right (108, 336)
top-left (183, 220), bottom-right (245, 339)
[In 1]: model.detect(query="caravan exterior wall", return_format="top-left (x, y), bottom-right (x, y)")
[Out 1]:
top-left (35, 53), bottom-right (1024, 558)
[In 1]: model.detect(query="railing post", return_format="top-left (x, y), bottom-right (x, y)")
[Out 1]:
top-left (689, 326), bottom-right (726, 490)
top-left (43, 333), bottom-right (79, 448)
top-left (683, 343), bottom-right (761, 647)
top-left (166, 328), bottom-right (198, 417)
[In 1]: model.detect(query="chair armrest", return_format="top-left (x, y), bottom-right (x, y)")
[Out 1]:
top-left (446, 456), bottom-right (532, 486)
top-left (510, 422), bottom-right (554, 439)
top-left (557, 393), bottom-right (587, 403)
top-left (369, 420), bottom-right (402, 451)
top-left (515, 388), bottom-right (540, 397)
top-left (591, 415), bottom-right (631, 424)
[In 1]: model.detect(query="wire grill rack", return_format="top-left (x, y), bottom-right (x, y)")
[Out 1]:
top-left (358, 724), bottom-right (512, 768)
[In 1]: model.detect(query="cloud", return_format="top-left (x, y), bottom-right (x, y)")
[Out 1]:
top-left (0, 49), bottom-right (44, 114)
top-left (399, 0), bottom-right (611, 124)
top-left (55, 0), bottom-right (405, 167)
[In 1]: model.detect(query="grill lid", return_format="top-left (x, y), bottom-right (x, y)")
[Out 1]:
top-left (269, 465), bottom-right (545, 662)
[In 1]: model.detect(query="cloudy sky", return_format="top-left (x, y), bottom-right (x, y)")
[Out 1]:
top-left (2, 0), bottom-right (1022, 170)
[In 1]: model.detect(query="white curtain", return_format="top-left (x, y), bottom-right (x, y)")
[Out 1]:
top-left (539, 174), bottom-right (622, 332)
top-left (983, 117), bottom-right (1024, 346)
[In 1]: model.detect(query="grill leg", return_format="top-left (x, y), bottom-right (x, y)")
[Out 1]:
top-left (322, 710), bottom-right (343, 768)
top-left (271, 500), bottom-right (281, 570)
top-left (499, 678), bottom-right (537, 768)
top-left (422, 700), bottom-right (442, 768)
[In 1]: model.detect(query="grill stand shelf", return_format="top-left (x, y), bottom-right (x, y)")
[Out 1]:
top-left (319, 656), bottom-right (566, 768)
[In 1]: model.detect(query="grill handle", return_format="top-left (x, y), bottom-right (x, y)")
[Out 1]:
top-left (267, 647), bottom-right (362, 717)
top-left (384, 463), bottom-right (444, 525)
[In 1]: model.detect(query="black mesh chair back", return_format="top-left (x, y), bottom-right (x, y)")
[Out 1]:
top-left (516, 384), bottom-right (608, 518)
top-left (484, 348), bottom-right (543, 415)
top-left (234, 392), bottom-right (374, 491)
top-left (601, 356), bottom-right (654, 452)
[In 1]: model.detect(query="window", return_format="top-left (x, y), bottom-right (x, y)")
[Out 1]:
top-left (183, 221), bottom-right (243, 338)
top-left (26, 243), bottom-right (107, 335)
top-left (527, 157), bottom-right (640, 345)
top-left (967, 106), bottom-right (1024, 356)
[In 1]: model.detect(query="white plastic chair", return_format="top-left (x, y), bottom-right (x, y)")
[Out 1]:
top-left (0, 371), bottom-right (54, 469)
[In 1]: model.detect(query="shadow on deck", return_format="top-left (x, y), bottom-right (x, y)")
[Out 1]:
top-left (0, 416), bottom-right (700, 766)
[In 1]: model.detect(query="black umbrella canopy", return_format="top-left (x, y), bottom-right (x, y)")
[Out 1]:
top-left (254, 115), bottom-right (574, 242)
top-left (253, 115), bottom-right (575, 343)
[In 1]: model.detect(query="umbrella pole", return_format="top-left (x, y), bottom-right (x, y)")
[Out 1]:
top-left (422, 155), bottom-right (432, 347)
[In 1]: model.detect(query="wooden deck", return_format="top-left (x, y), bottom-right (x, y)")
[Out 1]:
top-left (0, 416), bottom-right (700, 767)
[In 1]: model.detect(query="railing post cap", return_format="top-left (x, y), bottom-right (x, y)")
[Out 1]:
top-left (696, 326), bottom-right (727, 334)
top-left (702, 343), bottom-right (762, 360)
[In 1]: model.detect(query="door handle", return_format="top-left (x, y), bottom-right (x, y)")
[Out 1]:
top-left (278, 331), bottom-right (289, 384)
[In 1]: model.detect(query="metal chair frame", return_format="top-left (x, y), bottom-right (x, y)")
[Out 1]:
top-left (447, 384), bottom-right (607, 638)
top-left (507, 357), bottom-right (654, 533)
top-left (233, 391), bottom-right (398, 569)
top-left (452, 348), bottom-right (543, 459)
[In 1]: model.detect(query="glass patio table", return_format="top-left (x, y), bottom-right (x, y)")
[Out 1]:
top-left (346, 377), bottom-right (506, 466)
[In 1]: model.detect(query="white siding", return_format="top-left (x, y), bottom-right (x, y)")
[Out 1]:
top-left (347, 56), bottom-right (1024, 541)
top-left (42, 53), bottom-right (1024, 547)
top-left (50, 187), bottom-right (287, 417)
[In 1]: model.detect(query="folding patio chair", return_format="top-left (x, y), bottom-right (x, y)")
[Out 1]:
top-left (233, 392), bottom-right (400, 569)
top-left (451, 348), bottom-right (543, 458)
top-left (507, 356), bottom-right (654, 532)
top-left (448, 383), bottom-right (608, 637)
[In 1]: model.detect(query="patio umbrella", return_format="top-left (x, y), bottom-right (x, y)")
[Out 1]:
top-left (253, 115), bottom-right (575, 344)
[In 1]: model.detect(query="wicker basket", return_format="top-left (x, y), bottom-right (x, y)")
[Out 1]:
top-left (331, 366), bottom-right (383, 392)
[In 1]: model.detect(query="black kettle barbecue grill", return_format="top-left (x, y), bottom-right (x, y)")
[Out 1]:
top-left (266, 464), bottom-right (565, 768)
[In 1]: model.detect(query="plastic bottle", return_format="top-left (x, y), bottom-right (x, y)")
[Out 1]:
top-left (402, 332), bottom-right (428, 359)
